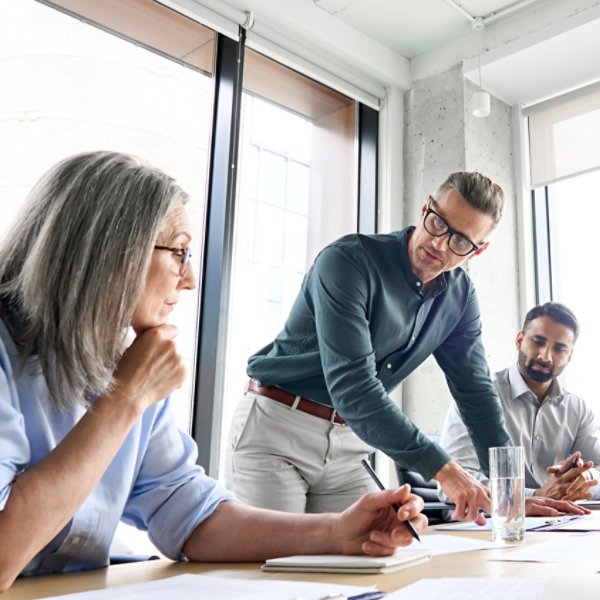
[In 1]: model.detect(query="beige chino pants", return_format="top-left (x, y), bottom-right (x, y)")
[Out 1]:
top-left (225, 391), bottom-right (377, 513)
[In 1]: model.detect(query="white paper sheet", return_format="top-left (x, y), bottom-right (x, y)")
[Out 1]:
top-left (36, 573), bottom-right (377, 600)
top-left (435, 515), bottom-right (579, 532)
top-left (540, 515), bottom-right (600, 531)
top-left (418, 534), bottom-right (503, 555)
top-left (492, 531), bottom-right (600, 565)
top-left (385, 578), bottom-right (546, 600)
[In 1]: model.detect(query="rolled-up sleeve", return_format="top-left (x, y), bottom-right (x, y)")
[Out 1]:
top-left (122, 399), bottom-right (234, 560)
top-left (0, 343), bottom-right (29, 510)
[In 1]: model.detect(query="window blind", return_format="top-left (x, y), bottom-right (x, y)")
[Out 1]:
top-left (525, 80), bottom-right (600, 187)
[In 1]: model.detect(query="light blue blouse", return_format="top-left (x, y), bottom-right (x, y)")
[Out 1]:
top-left (0, 318), bottom-right (234, 575)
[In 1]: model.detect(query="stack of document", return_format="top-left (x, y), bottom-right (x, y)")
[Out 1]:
top-left (437, 514), bottom-right (600, 532)
top-left (262, 550), bottom-right (431, 574)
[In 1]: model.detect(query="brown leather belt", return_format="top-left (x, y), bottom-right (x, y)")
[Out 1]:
top-left (246, 379), bottom-right (346, 425)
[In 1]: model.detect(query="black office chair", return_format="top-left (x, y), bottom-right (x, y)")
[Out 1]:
top-left (393, 434), bottom-right (456, 524)
top-left (395, 466), bottom-right (455, 525)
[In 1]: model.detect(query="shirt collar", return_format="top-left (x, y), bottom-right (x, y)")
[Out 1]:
top-left (507, 362), bottom-right (564, 404)
top-left (399, 227), bottom-right (448, 297)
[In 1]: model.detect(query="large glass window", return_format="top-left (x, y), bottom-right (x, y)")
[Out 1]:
top-left (0, 0), bottom-right (215, 432)
top-left (533, 169), bottom-right (600, 415)
top-left (3, 0), bottom-right (372, 546)
top-left (218, 49), bottom-right (359, 478)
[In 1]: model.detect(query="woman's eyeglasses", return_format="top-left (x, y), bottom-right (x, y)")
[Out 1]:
top-left (154, 245), bottom-right (192, 276)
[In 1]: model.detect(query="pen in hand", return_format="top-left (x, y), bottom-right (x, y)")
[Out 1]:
top-left (360, 459), bottom-right (421, 543)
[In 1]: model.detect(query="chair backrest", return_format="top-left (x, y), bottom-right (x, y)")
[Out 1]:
top-left (396, 467), bottom-right (440, 503)
top-left (395, 463), bottom-right (454, 524)
top-left (395, 436), bottom-right (453, 523)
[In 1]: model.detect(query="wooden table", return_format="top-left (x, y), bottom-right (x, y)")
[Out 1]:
top-left (6, 529), bottom-right (600, 599)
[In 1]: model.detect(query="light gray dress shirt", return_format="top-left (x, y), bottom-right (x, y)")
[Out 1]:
top-left (439, 363), bottom-right (600, 498)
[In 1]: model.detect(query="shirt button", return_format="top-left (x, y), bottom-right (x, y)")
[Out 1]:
top-left (535, 434), bottom-right (542, 441)
top-left (71, 536), bottom-right (81, 545)
top-left (387, 363), bottom-right (392, 369)
top-left (416, 282), bottom-right (422, 287)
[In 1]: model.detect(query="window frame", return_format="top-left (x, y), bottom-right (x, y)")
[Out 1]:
top-left (531, 186), bottom-right (553, 304)
top-left (191, 31), bottom-right (245, 476)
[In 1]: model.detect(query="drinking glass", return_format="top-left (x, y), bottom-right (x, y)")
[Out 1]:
top-left (489, 446), bottom-right (525, 543)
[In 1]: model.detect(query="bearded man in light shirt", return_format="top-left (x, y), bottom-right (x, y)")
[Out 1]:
top-left (440, 301), bottom-right (600, 506)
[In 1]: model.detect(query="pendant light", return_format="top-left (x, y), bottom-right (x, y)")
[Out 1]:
top-left (472, 17), bottom-right (490, 118)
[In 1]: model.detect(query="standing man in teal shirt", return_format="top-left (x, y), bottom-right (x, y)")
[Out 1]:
top-left (227, 172), bottom-right (509, 522)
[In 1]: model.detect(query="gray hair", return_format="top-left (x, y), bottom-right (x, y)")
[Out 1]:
top-left (436, 172), bottom-right (504, 225)
top-left (0, 151), bottom-right (189, 410)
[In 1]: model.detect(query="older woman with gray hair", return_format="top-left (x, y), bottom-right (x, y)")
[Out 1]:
top-left (0, 151), bottom-right (426, 591)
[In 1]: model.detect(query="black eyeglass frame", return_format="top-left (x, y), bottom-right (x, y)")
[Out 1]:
top-left (154, 245), bottom-right (192, 276)
top-left (423, 199), bottom-right (481, 257)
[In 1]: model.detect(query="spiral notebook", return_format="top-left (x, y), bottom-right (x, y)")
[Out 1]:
top-left (262, 549), bottom-right (431, 574)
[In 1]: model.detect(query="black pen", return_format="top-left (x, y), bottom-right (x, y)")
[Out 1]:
top-left (361, 459), bottom-right (421, 542)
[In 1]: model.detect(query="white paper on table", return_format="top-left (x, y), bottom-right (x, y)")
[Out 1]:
top-left (435, 516), bottom-right (578, 532)
top-left (541, 515), bottom-right (600, 531)
top-left (419, 534), bottom-right (505, 555)
top-left (492, 531), bottom-right (600, 565)
top-left (385, 578), bottom-right (546, 600)
top-left (36, 573), bottom-right (377, 600)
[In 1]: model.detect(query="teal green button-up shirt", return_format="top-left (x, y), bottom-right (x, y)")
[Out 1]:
top-left (248, 227), bottom-right (510, 479)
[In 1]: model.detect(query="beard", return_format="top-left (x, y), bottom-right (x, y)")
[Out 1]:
top-left (518, 350), bottom-right (555, 383)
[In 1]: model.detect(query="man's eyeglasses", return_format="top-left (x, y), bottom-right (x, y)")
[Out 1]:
top-left (423, 199), bottom-right (480, 257)
top-left (154, 245), bottom-right (192, 276)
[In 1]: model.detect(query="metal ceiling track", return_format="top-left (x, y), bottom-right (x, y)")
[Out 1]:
top-left (444, 0), bottom-right (541, 26)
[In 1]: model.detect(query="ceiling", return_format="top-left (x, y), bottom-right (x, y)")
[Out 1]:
top-left (316, 0), bottom-right (600, 106)
top-left (189, 0), bottom-right (600, 107)
top-left (312, 0), bottom-right (530, 59)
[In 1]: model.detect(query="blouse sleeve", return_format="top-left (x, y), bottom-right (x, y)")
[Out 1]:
top-left (122, 398), bottom-right (235, 560)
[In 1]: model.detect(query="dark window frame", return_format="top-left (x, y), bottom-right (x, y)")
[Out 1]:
top-left (191, 31), bottom-right (245, 474)
top-left (532, 186), bottom-right (553, 304)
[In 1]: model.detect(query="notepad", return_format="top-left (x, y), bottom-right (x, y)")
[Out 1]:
top-left (262, 549), bottom-right (431, 574)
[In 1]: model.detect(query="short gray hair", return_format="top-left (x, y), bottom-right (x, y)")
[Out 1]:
top-left (0, 151), bottom-right (189, 410)
top-left (436, 172), bottom-right (504, 225)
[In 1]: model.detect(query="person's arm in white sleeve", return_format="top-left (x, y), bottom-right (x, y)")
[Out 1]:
top-left (569, 398), bottom-right (600, 500)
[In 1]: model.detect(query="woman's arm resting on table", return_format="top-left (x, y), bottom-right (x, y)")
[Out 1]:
top-left (183, 485), bottom-right (427, 562)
